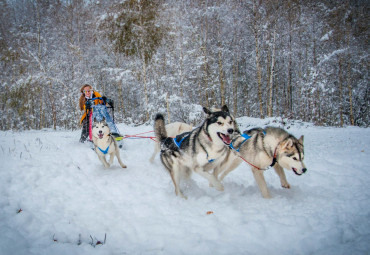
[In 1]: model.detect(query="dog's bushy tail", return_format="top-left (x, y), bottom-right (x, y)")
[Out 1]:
top-left (154, 114), bottom-right (167, 142)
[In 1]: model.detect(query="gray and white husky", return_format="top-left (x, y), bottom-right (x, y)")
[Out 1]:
top-left (92, 118), bottom-right (127, 169)
top-left (149, 122), bottom-right (193, 163)
top-left (214, 126), bottom-right (306, 198)
top-left (154, 105), bottom-right (238, 199)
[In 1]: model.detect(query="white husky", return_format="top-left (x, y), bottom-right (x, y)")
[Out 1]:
top-left (214, 127), bottom-right (306, 198)
top-left (92, 118), bottom-right (127, 169)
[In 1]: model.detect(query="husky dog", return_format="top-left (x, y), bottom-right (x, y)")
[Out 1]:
top-left (214, 127), bottom-right (306, 198)
top-left (149, 122), bottom-right (193, 163)
top-left (92, 118), bottom-right (127, 169)
top-left (154, 105), bottom-right (238, 199)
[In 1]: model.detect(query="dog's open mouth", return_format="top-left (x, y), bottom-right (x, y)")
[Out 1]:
top-left (98, 133), bottom-right (104, 139)
top-left (217, 132), bottom-right (232, 145)
top-left (292, 168), bottom-right (302, 176)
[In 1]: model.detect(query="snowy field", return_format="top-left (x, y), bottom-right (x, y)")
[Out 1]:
top-left (1, 117), bottom-right (370, 255)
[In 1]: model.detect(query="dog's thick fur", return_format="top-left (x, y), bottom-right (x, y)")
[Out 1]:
top-left (214, 127), bottom-right (306, 198)
top-left (92, 118), bottom-right (127, 169)
top-left (149, 122), bottom-right (193, 163)
top-left (154, 105), bottom-right (238, 199)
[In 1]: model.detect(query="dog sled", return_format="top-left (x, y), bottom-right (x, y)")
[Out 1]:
top-left (85, 97), bottom-right (124, 147)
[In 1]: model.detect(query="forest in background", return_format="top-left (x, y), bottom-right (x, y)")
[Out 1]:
top-left (0, 0), bottom-right (368, 130)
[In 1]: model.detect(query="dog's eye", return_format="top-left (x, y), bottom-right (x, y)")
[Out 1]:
top-left (229, 120), bottom-right (233, 125)
top-left (293, 157), bottom-right (298, 161)
top-left (217, 121), bottom-right (223, 126)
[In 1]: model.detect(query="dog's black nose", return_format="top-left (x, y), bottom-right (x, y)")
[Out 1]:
top-left (99, 130), bottom-right (102, 134)
top-left (227, 128), bottom-right (234, 134)
top-left (302, 168), bottom-right (307, 173)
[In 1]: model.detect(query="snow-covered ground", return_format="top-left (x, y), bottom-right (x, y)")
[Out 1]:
top-left (1, 117), bottom-right (369, 255)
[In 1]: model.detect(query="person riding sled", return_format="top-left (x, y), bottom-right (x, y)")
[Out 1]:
top-left (78, 84), bottom-right (121, 143)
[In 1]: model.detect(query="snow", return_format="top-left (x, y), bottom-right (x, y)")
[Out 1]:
top-left (1, 117), bottom-right (370, 255)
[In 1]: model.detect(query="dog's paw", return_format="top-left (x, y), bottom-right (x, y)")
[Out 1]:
top-left (121, 164), bottom-right (127, 168)
top-left (281, 182), bottom-right (291, 189)
top-left (261, 190), bottom-right (272, 198)
top-left (213, 182), bottom-right (224, 192)
top-left (176, 191), bottom-right (188, 200)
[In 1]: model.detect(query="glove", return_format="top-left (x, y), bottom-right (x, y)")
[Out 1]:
top-left (106, 98), bottom-right (114, 108)
top-left (85, 100), bottom-right (92, 109)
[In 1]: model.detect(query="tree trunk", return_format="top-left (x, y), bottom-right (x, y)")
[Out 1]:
top-left (253, 1), bottom-right (263, 119)
top-left (267, 27), bottom-right (276, 117)
top-left (49, 81), bottom-right (57, 130)
top-left (338, 57), bottom-right (344, 127)
top-left (347, 63), bottom-right (354, 125)
top-left (118, 79), bottom-right (125, 120)
top-left (232, 53), bottom-right (239, 116)
top-left (166, 93), bottom-right (171, 123)
top-left (345, 8), bottom-right (355, 126)
top-left (202, 45), bottom-right (210, 108)
top-left (218, 49), bottom-right (225, 106)
top-left (142, 54), bottom-right (149, 121)
top-left (179, 46), bottom-right (184, 98)
top-left (287, 27), bottom-right (293, 115)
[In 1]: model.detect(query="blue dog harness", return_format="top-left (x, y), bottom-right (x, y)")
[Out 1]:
top-left (173, 135), bottom-right (189, 149)
top-left (230, 130), bottom-right (266, 152)
top-left (97, 135), bottom-right (113, 155)
top-left (229, 133), bottom-right (252, 152)
top-left (173, 133), bottom-right (215, 163)
top-left (98, 145), bottom-right (109, 155)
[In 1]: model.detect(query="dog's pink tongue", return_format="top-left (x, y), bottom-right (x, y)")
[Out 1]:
top-left (221, 134), bottom-right (231, 144)
top-left (98, 134), bottom-right (104, 139)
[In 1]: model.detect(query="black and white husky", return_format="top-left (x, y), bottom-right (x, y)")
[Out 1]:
top-left (92, 118), bottom-right (127, 169)
top-left (214, 127), bottom-right (306, 198)
top-left (154, 105), bottom-right (238, 199)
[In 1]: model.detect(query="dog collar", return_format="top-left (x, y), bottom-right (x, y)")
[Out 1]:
top-left (270, 145), bottom-right (279, 167)
top-left (98, 145), bottom-right (110, 155)
top-left (270, 155), bottom-right (277, 167)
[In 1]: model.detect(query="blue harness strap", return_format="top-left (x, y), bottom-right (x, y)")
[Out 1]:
top-left (98, 145), bottom-right (109, 155)
top-left (230, 130), bottom-right (266, 152)
top-left (207, 154), bottom-right (215, 163)
top-left (173, 133), bottom-right (215, 162)
top-left (230, 133), bottom-right (251, 152)
top-left (173, 133), bottom-right (190, 149)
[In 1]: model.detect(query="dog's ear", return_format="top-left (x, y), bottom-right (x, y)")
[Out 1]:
top-left (102, 117), bottom-right (106, 122)
top-left (281, 138), bottom-right (293, 149)
top-left (221, 105), bottom-right (229, 113)
top-left (203, 107), bottom-right (212, 115)
top-left (94, 117), bottom-right (97, 122)
top-left (298, 135), bottom-right (304, 144)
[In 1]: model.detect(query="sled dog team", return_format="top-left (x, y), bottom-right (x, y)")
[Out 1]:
top-left (92, 105), bottom-right (307, 199)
